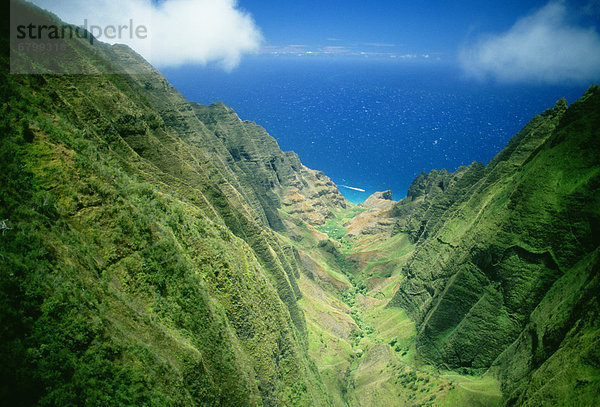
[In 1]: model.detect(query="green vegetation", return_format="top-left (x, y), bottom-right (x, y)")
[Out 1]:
top-left (388, 86), bottom-right (600, 405)
top-left (289, 86), bottom-right (600, 406)
top-left (288, 197), bottom-right (502, 406)
top-left (0, 77), bottom-right (325, 405)
top-left (316, 206), bottom-right (365, 251)
top-left (3, 2), bottom-right (599, 406)
top-left (1, 2), bottom-right (333, 405)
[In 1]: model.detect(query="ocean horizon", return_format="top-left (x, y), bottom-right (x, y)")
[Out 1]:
top-left (161, 56), bottom-right (589, 203)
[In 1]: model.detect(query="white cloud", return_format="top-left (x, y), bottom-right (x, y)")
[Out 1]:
top-left (460, 1), bottom-right (600, 84)
top-left (29, 0), bottom-right (263, 70)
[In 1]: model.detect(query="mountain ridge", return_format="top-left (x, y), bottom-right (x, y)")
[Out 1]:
top-left (2, 1), bottom-right (599, 406)
top-left (386, 89), bottom-right (599, 404)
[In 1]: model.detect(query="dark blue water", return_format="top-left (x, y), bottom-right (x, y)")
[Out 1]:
top-left (161, 56), bottom-right (588, 203)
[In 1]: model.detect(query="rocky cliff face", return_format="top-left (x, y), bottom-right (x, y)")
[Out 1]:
top-left (3, 2), bottom-right (599, 406)
top-left (390, 164), bottom-right (485, 243)
top-left (192, 102), bottom-right (347, 230)
top-left (1, 1), bottom-right (341, 405)
top-left (344, 190), bottom-right (397, 237)
top-left (388, 90), bottom-right (600, 405)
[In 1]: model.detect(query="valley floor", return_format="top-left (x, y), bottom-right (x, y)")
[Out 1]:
top-left (280, 206), bottom-right (503, 406)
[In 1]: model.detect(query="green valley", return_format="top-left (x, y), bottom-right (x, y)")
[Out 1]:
top-left (1, 1), bottom-right (599, 406)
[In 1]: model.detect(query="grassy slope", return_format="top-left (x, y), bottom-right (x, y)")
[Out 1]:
top-left (1, 1), bottom-right (333, 405)
top-left (489, 89), bottom-right (600, 405)
top-left (3, 3), bottom-right (598, 406)
top-left (387, 87), bottom-right (600, 404)
top-left (290, 88), bottom-right (599, 406)
top-left (289, 207), bottom-right (502, 406)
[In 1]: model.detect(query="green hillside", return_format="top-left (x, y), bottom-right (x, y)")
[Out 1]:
top-left (2, 1), bottom-right (598, 406)
top-left (388, 88), bottom-right (600, 405)
top-left (2, 1), bottom-right (342, 405)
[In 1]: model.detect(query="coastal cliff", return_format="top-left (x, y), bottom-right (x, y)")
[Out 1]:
top-left (2, 1), bottom-right (598, 406)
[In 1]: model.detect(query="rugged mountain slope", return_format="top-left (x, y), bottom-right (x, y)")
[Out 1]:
top-left (3, 2), bottom-right (599, 406)
top-left (388, 88), bottom-right (600, 404)
top-left (300, 88), bottom-right (599, 407)
top-left (193, 102), bottom-right (347, 229)
top-left (344, 190), bottom-right (397, 238)
top-left (1, 1), bottom-right (346, 405)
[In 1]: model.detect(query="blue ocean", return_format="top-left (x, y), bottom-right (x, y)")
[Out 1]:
top-left (161, 56), bottom-right (588, 203)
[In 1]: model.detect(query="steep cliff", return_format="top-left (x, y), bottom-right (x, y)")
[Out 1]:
top-left (1, 1), bottom-right (343, 405)
top-left (3, 1), bottom-right (599, 406)
top-left (388, 87), bottom-right (600, 405)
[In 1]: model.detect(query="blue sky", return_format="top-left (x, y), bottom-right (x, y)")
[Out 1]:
top-left (238, 0), bottom-right (599, 58)
top-left (28, 0), bottom-right (600, 83)
top-left (237, 1), bottom-right (529, 54)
